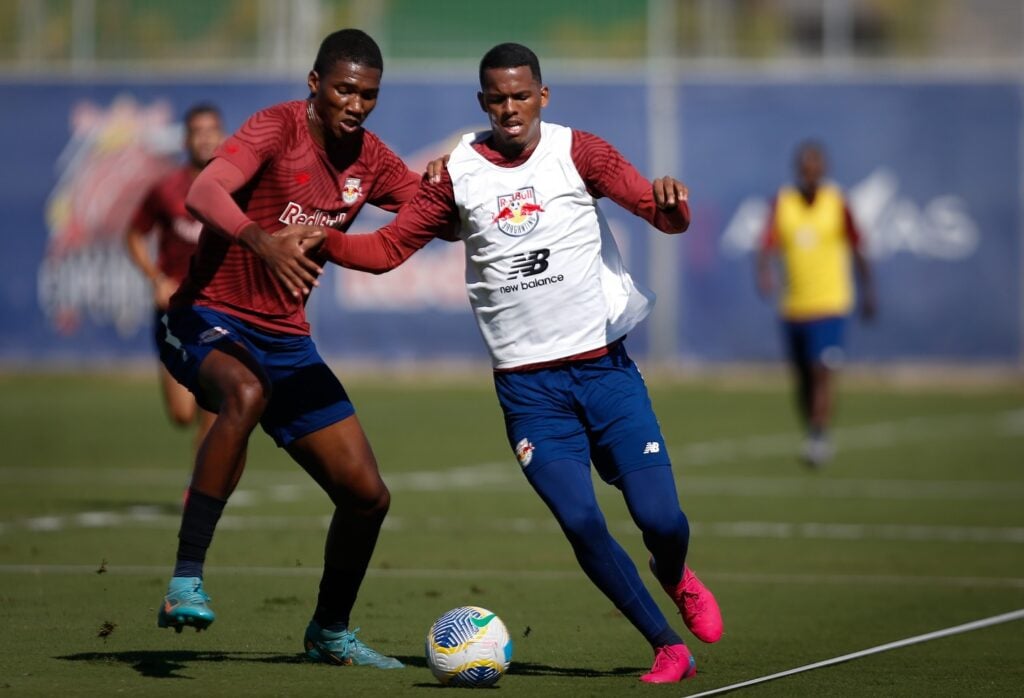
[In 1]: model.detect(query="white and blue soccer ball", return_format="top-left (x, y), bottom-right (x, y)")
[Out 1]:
top-left (425, 606), bottom-right (512, 687)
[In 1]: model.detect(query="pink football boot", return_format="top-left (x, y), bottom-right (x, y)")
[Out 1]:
top-left (652, 560), bottom-right (724, 643)
top-left (640, 643), bottom-right (697, 684)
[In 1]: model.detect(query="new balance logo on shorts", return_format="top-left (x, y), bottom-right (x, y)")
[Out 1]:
top-left (507, 249), bottom-right (550, 279)
top-left (643, 441), bottom-right (661, 455)
top-left (198, 326), bottom-right (229, 344)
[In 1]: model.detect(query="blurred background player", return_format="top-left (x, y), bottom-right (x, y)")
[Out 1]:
top-left (317, 42), bottom-right (723, 684)
top-left (756, 141), bottom-right (876, 467)
top-left (125, 103), bottom-right (223, 453)
top-left (154, 29), bottom-right (423, 670)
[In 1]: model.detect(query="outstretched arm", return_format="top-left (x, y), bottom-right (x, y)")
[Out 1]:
top-left (320, 170), bottom-right (460, 274)
top-left (571, 130), bottom-right (690, 233)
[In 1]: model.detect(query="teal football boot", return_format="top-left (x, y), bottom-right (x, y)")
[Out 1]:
top-left (157, 576), bottom-right (215, 633)
top-left (303, 620), bottom-right (404, 669)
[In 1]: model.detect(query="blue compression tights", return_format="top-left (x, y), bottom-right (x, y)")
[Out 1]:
top-left (526, 461), bottom-right (690, 647)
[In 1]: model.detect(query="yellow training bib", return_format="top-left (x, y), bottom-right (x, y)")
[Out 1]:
top-left (773, 184), bottom-right (854, 320)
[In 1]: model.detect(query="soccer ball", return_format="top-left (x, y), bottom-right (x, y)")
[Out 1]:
top-left (425, 606), bottom-right (512, 687)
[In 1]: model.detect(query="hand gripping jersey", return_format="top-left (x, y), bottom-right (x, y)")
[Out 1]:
top-left (446, 122), bottom-right (655, 369)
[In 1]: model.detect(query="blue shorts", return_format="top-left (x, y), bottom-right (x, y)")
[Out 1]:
top-left (783, 315), bottom-right (847, 369)
top-left (493, 342), bottom-right (671, 484)
top-left (156, 306), bottom-right (355, 447)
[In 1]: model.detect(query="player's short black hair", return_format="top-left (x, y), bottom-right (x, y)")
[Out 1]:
top-left (795, 139), bottom-right (826, 164)
top-left (479, 43), bottom-right (542, 87)
top-left (313, 28), bottom-right (383, 76)
top-left (183, 102), bottom-right (221, 128)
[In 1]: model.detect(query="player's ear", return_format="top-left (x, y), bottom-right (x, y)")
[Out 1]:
top-left (539, 85), bottom-right (549, 108)
top-left (307, 70), bottom-right (320, 97)
top-left (477, 91), bottom-right (486, 113)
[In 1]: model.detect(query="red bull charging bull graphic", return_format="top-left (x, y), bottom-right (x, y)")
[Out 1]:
top-left (493, 186), bottom-right (544, 236)
top-left (38, 96), bottom-right (180, 337)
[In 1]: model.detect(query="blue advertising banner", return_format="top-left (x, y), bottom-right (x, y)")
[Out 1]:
top-left (680, 79), bottom-right (1021, 362)
top-left (0, 76), bottom-right (1018, 364)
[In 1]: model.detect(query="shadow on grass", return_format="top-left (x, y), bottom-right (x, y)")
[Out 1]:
top-left (397, 655), bottom-right (642, 685)
top-left (507, 661), bottom-right (643, 678)
top-left (56, 650), bottom-right (305, 679)
top-left (57, 651), bottom-right (642, 682)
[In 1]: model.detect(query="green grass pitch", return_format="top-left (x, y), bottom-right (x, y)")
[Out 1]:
top-left (0, 370), bottom-right (1022, 696)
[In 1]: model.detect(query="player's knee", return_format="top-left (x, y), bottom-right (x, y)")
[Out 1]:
top-left (220, 377), bottom-right (268, 424)
top-left (368, 484), bottom-right (391, 518)
top-left (637, 508), bottom-right (689, 542)
top-left (329, 478), bottom-right (390, 518)
top-left (166, 399), bottom-right (197, 427)
top-left (557, 506), bottom-right (606, 543)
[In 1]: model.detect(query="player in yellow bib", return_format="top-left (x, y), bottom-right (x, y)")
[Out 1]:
top-left (756, 142), bottom-right (876, 466)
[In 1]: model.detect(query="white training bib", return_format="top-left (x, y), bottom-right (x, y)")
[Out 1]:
top-left (446, 122), bottom-right (655, 369)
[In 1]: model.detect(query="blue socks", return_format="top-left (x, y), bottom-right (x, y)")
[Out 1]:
top-left (527, 459), bottom-right (686, 647)
top-left (618, 468), bottom-right (691, 588)
top-left (173, 488), bottom-right (226, 579)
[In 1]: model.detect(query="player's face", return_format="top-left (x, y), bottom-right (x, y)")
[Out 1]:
top-left (797, 150), bottom-right (826, 190)
top-left (478, 66), bottom-right (549, 156)
top-left (185, 112), bottom-right (224, 168)
top-left (308, 61), bottom-right (382, 141)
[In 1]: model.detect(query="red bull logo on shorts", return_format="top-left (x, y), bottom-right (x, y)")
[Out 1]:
top-left (493, 187), bottom-right (544, 237)
top-left (514, 437), bottom-right (535, 467)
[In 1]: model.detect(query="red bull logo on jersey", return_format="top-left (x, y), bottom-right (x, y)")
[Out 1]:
top-left (341, 177), bottom-right (363, 205)
top-left (278, 201), bottom-right (346, 228)
top-left (493, 187), bottom-right (544, 237)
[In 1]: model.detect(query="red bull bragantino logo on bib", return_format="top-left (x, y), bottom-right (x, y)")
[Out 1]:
top-left (493, 186), bottom-right (545, 237)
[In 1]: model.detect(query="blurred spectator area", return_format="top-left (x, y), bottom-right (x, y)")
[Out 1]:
top-left (1, 0), bottom-right (1021, 73)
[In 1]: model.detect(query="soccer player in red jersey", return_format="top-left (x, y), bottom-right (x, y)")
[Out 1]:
top-left (316, 43), bottom-right (723, 684)
top-left (154, 29), bottom-right (421, 669)
top-left (126, 103), bottom-right (223, 451)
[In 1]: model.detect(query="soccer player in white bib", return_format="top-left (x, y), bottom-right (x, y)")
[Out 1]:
top-left (318, 43), bottom-right (723, 683)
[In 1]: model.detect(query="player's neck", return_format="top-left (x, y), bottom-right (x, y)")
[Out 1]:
top-left (485, 136), bottom-right (539, 166)
top-left (306, 113), bottom-right (360, 170)
top-left (798, 185), bottom-right (818, 204)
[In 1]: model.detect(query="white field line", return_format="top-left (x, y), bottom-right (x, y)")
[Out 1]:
top-left (673, 409), bottom-right (1024, 467)
top-left (1, 564), bottom-right (1023, 590)
top-left (5, 506), bottom-right (1024, 545)
top-left (2, 409), bottom-right (1020, 489)
top-left (4, 467), bottom-right (1023, 512)
top-left (681, 608), bottom-right (1024, 698)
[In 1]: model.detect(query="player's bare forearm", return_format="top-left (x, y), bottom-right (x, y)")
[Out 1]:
top-left (854, 249), bottom-right (877, 320)
top-left (124, 228), bottom-right (161, 284)
top-left (755, 250), bottom-right (776, 298)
